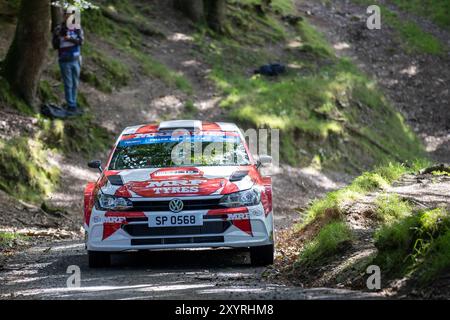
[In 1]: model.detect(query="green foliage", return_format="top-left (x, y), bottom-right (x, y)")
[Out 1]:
top-left (295, 221), bottom-right (353, 268)
top-left (295, 20), bottom-right (334, 57)
top-left (130, 49), bottom-right (193, 94)
top-left (0, 138), bottom-right (60, 202)
top-left (229, 0), bottom-right (295, 16)
top-left (38, 80), bottom-right (59, 103)
top-left (390, 0), bottom-right (450, 29)
top-left (181, 100), bottom-right (199, 118)
top-left (0, 231), bottom-right (28, 249)
top-left (300, 162), bottom-right (423, 227)
top-left (0, 77), bottom-right (32, 114)
top-left (431, 170), bottom-right (450, 177)
top-left (82, 5), bottom-right (192, 94)
top-left (38, 114), bottom-right (111, 156)
top-left (197, 16), bottom-right (424, 169)
top-left (226, 4), bottom-right (288, 43)
top-left (375, 193), bottom-right (412, 223)
top-left (353, 0), bottom-right (445, 54)
top-left (374, 208), bottom-right (450, 283)
top-left (81, 44), bottom-right (130, 93)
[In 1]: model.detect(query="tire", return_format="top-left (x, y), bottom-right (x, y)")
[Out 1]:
top-left (250, 244), bottom-right (274, 266)
top-left (88, 251), bottom-right (111, 268)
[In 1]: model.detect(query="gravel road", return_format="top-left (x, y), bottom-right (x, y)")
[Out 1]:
top-left (0, 239), bottom-right (380, 300)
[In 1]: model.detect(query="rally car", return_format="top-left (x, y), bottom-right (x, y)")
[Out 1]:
top-left (84, 120), bottom-right (274, 267)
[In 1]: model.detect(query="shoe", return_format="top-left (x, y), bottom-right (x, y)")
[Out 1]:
top-left (66, 107), bottom-right (84, 117)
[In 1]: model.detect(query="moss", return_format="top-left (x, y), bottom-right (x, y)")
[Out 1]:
top-left (38, 114), bottom-right (111, 156)
top-left (0, 138), bottom-right (59, 202)
top-left (0, 77), bottom-right (32, 114)
top-left (38, 80), bottom-right (58, 103)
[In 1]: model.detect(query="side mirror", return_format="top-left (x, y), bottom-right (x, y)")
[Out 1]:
top-left (88, 160), bottom-right (102, 173)
top-left (256, 155), bottom-right (272, 168)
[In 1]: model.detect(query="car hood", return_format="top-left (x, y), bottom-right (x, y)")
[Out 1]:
top-left (100, 166), bottom-right (258, 198)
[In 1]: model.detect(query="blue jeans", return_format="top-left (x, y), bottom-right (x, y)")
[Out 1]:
top-left (59, 59), bottom-right (81, 109)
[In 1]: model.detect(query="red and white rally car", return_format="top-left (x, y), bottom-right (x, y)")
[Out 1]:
top-left (83, 120), bottom-right (274, 267)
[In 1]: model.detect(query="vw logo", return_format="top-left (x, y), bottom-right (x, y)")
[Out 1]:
top-left (169, 198), bottom-right (184, 213)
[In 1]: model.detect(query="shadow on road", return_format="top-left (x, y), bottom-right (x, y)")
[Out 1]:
top-left (109, 248), bottom-right (250, 269)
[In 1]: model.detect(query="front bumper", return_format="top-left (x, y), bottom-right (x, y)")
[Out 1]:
top-left (85, 203), bottom-right (273, 252)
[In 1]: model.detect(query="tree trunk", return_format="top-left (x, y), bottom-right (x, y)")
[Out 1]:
top-left (205, 0), bottom-right (227, 32)
top-left (173, 0), bottom-right (205, 23)
top-left (50, 1), bottom-right (63, 32)
top-left (2, 0), bottom-right (51, 107)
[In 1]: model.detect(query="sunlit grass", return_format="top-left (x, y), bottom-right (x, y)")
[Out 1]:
top-left (295, 221), bottom-right (353, 268)
top-left (299, 161), bottom-right (428, 227)
top-left (374, 207), bottom-right (450, 283)
top-left (0, 231), bottom-right (29, 248)
top-left (197, 12), bottom-right (425, 168)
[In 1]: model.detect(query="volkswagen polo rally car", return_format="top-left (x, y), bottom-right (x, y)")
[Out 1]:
top-left (84, 120), bottom-right (274, 267)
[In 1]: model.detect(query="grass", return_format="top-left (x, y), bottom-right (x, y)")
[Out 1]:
top-left (299, 161), bottom-right (428, 227)
top-left (374, 207), bottom-right (450, 283)
top-left (82, 6), bottom-right (193, 94)
top-left (390, 0), bottom-right (450, 29)
top-left (38, 113), bottom-right (111, 156)
top-left (130, 48), bottom-right (193, 94)
top-left (375, 193), bottom-right (413, 223)
top-left (229, 0), bottom-right (295, 16)
top-left (196, 13), bottom-right (425, 169)
top-left (80, 43), bottom-right (131, 93)
top-left (432, 170), bottom-right (450, 177)
top-left (0, 231), bottom-right (28, 249)
top-left (295, 221), bottom-right (353, 268)
top-left (181, 100), bottom-right (199, 118)
top-left (294, 161), bottom-right (449, 286)
top-left (353, 0), bottom-right (445, 55)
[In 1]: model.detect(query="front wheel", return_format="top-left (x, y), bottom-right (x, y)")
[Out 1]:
top-left (250, 244), bottom-right (274, 266)
top-left (88, 251), bottom-right (111, 268)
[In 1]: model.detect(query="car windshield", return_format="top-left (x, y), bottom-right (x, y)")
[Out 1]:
top-left (109, 132), bottom-right (251, 170)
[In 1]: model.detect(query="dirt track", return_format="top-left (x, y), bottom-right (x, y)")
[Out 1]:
top-left (0, 239), bottom-right (380, 300)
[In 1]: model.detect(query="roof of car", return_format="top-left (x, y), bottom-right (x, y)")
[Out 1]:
top-left (121, 120), bottom-right (240, 136)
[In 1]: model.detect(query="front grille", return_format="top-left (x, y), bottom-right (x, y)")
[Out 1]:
top-left (130, 198), bottom-right (224, 211)
top-left (131, 236), bottom-right (224, 246)
top-left (123, 220), bottom-right (231, 237)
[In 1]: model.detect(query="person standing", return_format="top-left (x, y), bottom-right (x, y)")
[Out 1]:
top-left (52, 6), bottom-right (84, 116)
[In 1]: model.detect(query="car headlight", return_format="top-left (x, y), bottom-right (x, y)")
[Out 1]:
top-left (96, 193), bottom-right (133, 211)
top-left (219, 187), bottom-right (261, 208)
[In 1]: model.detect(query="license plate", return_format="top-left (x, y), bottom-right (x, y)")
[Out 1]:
top-left (148, 213), bottom-right (203, 227)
